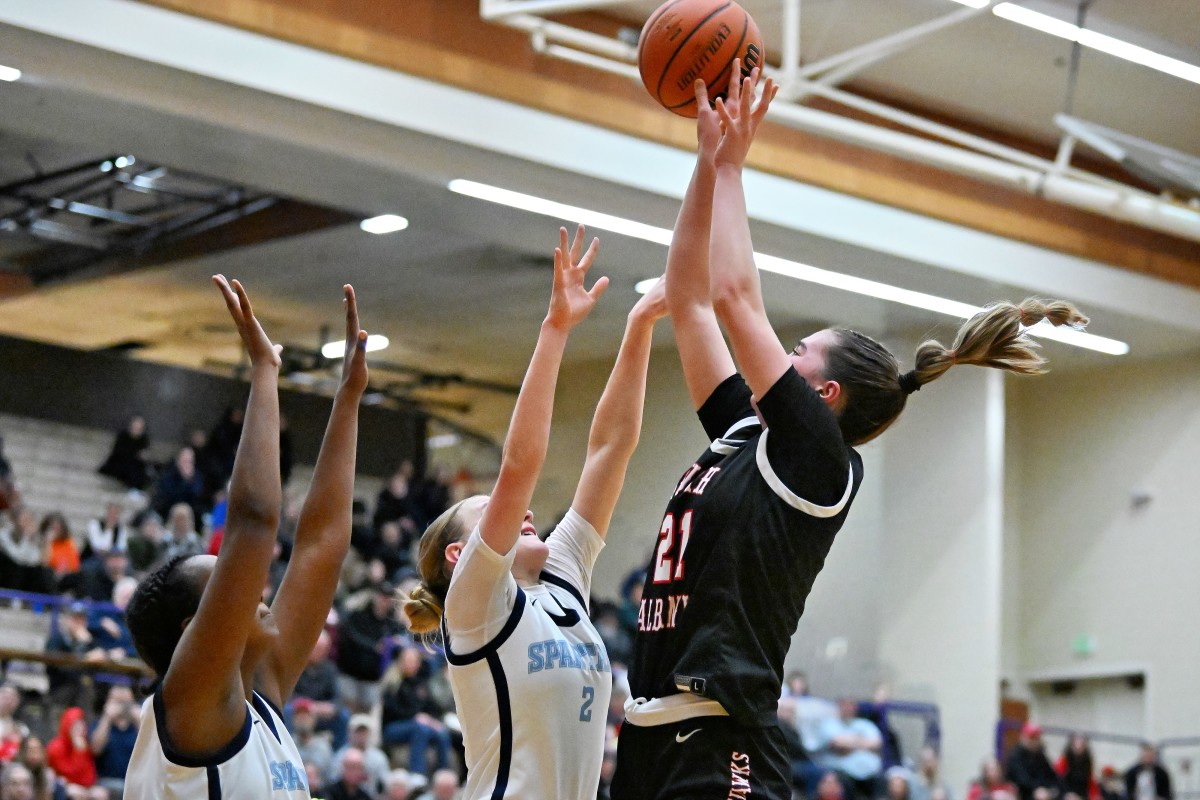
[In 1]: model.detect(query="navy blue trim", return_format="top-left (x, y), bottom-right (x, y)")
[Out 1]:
top-left (251, 692), bottom-right (282, 744)
top-left (444, 587), bottom-right (526, 666)
top-left (153, 688), bottom-right (252, 768)
top-left (206, 765), bottom-right (222, 800)
top-left (539, 570), bottom-right (587, 611)
top-left (486, 652), bottom-right (513, 800)
top-left (253, 690), bottom-right (285, 721)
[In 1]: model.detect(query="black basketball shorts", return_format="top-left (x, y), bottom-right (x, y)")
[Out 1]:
top-left (611, 715), bottom-right (790, 800)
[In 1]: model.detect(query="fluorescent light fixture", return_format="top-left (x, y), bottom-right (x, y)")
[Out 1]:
top-left (449, 180), bottom-right (672, 245)
top-left (947, 0), bottom-right (990, 8)
top-left (321, 334), bottom-right (390, 358)
top-left (428, 433), bottom-right (462, 449)
top-left (359, 214), bottom-right (409, 234)
top-left (0, 65), bottom-right (20, 82)
top-left (634, 277), bottom-right (662, 295)
top-left (448, 179), bottom-right (1128, 355)
top-left (992, 3), bottom-right (1200, 85)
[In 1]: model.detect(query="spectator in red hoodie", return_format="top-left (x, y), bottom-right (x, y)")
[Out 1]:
top-left (44, 708), bottom-right (96, 793)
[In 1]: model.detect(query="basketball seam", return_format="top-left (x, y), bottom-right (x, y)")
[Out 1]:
top-left (677, 8), bottom-right (750, 111)
top-left (654, 1), bottom-right (734, 105)
top-left (638, 0), bottom-right (688, 66)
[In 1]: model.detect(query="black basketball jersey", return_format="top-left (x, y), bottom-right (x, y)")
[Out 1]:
top-left (628, 369), bottom-right (864, 727)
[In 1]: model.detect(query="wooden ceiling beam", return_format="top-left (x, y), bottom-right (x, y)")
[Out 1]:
top-left (134, 0), bottom-right (1200, 289)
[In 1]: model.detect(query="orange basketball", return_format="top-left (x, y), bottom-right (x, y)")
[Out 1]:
top-left (637, 0), bottom-right (765, 118)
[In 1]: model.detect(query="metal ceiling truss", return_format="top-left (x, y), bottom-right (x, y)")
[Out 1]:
top-left (479, 0), bottom-right (1200, 243)
top-left (0, 155), bottom-right (279, 283)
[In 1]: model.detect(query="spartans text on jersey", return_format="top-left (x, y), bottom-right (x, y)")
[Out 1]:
top-left (526, 638), bottom-right (612, 674)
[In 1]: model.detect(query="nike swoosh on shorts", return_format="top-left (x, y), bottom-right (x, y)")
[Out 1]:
top-left (675, 728), bottom-right (702, 743)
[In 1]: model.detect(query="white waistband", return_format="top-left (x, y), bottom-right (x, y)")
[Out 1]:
top-left (623, 693), bottom-right (730, 726)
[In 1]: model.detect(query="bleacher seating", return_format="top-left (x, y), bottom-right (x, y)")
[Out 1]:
top-left (0, 412), bottom-right (132, 534)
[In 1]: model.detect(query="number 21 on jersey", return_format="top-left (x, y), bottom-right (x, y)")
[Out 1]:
top-left (652, 510), bottom-right (692, 584)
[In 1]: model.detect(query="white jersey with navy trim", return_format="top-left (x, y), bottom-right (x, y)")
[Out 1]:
top-left (123, 689), bottom-right (310, 799)
top-left (443, 508), bottom-right (612, 800)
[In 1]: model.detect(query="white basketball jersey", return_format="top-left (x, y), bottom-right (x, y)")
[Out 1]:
top-left (123, 689), bottom-right (310, 799)
top-left (444, 509), bottom-right (612, 800)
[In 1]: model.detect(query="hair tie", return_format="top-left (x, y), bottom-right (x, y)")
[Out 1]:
top-left (898, 371), bottom-right (921, 395)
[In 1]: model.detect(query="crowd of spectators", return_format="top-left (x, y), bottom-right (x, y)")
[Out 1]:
top-left (0, 416), bottom-right (1188, 800)
top-left (755, 679), bottom-right (1181, 800)
top-left (0, 412), bottom-right (466, 799)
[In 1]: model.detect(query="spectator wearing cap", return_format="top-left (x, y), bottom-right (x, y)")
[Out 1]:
top-left (1099, 765), bottom-right (1124, 800)
top-left (336, 582), bottom-right (404, 713)
top-left (1124, 743), bottom-right (1172, 800)
top-left (288, 699), bottom-right (335, 785)
top-left (332, 716), bottom-right (390, 799)
top-left (290, 629), bottom-right (351, 749)
top-left (1005, 723), bottom-right (1063, 800)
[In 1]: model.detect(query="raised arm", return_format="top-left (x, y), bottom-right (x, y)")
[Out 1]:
top-left (708, 66), bottom-right (791, 401)
top-left (668, 80), bottom-right (738, 410)
top-left (259, 285), bottom-right (369, 705)
top-left (478, 225), bottom-right (607, 557)
top-left (570, 277), bottom-right (666, 538)
top-left (163, 276), bottom-right (281, 754)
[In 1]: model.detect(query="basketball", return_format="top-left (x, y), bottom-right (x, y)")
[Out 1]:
top-left (637, 0), bottom-right (765, 118)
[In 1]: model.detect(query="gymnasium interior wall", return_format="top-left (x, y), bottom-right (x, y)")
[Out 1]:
top-left (1007, 355), bottom-right (1200, 741)
top-left (538, 330), bottom-right (1200, 788)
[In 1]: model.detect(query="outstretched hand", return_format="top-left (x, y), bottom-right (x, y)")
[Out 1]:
top-left (713, 60), bottom-right (778, 169)
top-left (339, 284), bottom-right (369, 397)
top-left (213, 275), bottom-right (282, 368)
top-left (630, 274), bottom-right (668, 324)
top-left (693, 79), bottom-right (722, 161)
top-left (546, 225), bottom-right (608, 331)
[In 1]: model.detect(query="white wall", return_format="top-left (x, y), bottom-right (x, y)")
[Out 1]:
top-left (531, 331), bottom-right (1200, 790)
top-left (1009, 354), bottom-right (1200, 740)
top-left (876, 366), bottom-right (1006, 789)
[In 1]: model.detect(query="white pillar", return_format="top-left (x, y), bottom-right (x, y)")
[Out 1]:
top-left (877, 366), bottom-right (1006, 789)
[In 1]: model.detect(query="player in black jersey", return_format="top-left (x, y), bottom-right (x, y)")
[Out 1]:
top-left (611, 66), bottom-right (1088, 800)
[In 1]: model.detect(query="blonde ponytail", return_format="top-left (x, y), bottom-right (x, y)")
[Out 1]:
top-left (402, 498), bottom-right (472, 637)
top-left (824, 298), bottom-right (1087, 445)
top-left (912, 298), bottom-right (1088, 387)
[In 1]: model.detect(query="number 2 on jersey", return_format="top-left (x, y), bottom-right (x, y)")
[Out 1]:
top-left (652, 510), bottom-right (692, 584)
top-left (580, 685), bottom-right (595, 722)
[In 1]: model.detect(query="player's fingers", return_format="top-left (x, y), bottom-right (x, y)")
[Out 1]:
top-left (231, 279), bottom-right (254, 319)
top-left (578, 237), bottom-right (600, 271)
top-left (728, 58), bottom-right (742, 103)
top-left (587, 275), bottom-right (610, 303)
top-left (343, 284), bottom-right (360, 339)
top-left (569, 224), bottom-right (587, 264)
